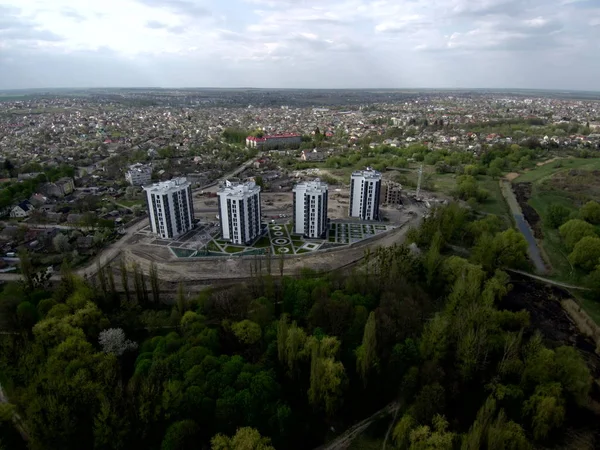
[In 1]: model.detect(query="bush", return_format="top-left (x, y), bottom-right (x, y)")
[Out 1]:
top-left (568, 236), bottom-right (600, 272)
top-left (579, 201), bottom-right (600, 225)
top-left (559, 219), bottom-right (597, 250)
top-left (545, 205), bottom-right (570, 229)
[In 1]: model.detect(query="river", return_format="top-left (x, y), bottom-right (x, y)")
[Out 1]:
top-left (499, 180), bottom-right (547, 274)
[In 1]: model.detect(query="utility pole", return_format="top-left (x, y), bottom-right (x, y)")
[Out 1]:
top-left (416, 165), bottom-right (423, 199)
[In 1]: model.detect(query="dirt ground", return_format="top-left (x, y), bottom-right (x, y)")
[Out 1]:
top-left (192, 188), bottom-right (352, 222)
top-left (505, 172), bottom-right (520, 181)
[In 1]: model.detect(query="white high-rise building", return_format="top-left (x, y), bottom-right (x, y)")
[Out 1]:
top-left (349, 169), bottom-right (382, 221)
top-left (144, 178), bottom-right (194, 239)
top-left (218, 181), bottom-right (262, 245)
top-left (293, 180), bottom-right (328, 238)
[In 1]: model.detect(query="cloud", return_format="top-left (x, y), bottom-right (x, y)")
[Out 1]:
top-left (0, 5), bottom-right (65, 43)
top-left (136, 0), bottom-right (211, 17)
top-left (61, 8), bottom-right (87, 21)
top-left (145, 20), bottom-right (186, 33)
top-left (0, 0), bottom-right (599, 89)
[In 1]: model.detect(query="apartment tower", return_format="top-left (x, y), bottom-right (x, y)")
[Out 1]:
top-left (144, 177), bottom-right (194, 239)
top-left (293, 179), bottom-right (328, 238)
top-left (218, 180), bottom-right (262, 245)
top-left (349, 169), bottom-right (382, 220)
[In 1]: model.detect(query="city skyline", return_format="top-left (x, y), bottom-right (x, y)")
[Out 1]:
top-left (1, 0), bottom-right (599, 91)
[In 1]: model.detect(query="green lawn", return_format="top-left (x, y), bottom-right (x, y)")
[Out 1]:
top-left (224, 246), bottom-right (245, 253)
top-left (113, 199), bottom-right (142, 207)
top-left (207, 241), bottom-right (221, 252)
top-left (477, 176), bottom-right (512, 221)
top-left (579, 296), bottom-right (600, 326)
top-left (514, 158), bottom-right (600, 183)
top-left (428, 172), bottom-right (458, 192)
top-left (254, 236), bottom-right (271, 248)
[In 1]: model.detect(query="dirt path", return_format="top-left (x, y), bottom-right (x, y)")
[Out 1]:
top-left (506, 269), bottom-right (590, 291)
top-left (313, 402), bottom-right (399, 450)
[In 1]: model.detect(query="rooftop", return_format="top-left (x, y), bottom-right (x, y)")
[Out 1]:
top-left (218, 180), bottom-right (261, 197)
top-left (143, 177), bottom-right (190, 194)
top-left (352, 168), bottom-right (382, 180)
top-left (293, 179), bottom-right (328, 194)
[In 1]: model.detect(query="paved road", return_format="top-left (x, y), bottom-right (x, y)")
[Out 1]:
top-left (313, 402), bottom-right (398, 450)
top-left (194, 155), bottom-right (260, 193)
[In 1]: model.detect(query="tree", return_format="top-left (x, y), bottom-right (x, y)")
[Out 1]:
top-left (177, 282), bottom-right (187, 315)
top-left (559, 219), bottom-right (596, 250)
top-left (231, 320), bottom-right (262, 345)
top-left (119, 259), bottom-right (129, 301)
top-left (149, 262), bottom-right (160, 303)
top-left (578, 201), bottom-right (600, 224)
top-left (98, 328), bottom-right (138, 356)
top-left (523, 383), bottom-right (565, 441)
top-left (545, 204), bottom-right (570, 229)
top-left (161, 420), bottom-right (200, 450)
top-left (211, 427), bottom-right (275, 450)
top-left (568, 236), bottom-right (600, 272)
top-left (17, 301), bottom-right (38, 329)
top-left (356, 311), bottom-right (378, 384)
top-left (408, 415), bottom-right (454, 450)
top-left (17, 248), bottom-right (35, 292)
top-left (308, 336), bottom-right (346, 416)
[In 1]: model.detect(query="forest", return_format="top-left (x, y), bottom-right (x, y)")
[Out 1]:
top-left (0, 204), bottom-right (596, 450)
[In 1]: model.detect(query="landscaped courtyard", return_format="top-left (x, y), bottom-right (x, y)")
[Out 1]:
top-left (167, 222), bottom-right (396, 257)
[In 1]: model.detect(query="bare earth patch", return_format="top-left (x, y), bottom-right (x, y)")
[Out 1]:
top-left (505, 172), bottom-right (520, 181)
top-left (536, 156), bottom-right (561, 167)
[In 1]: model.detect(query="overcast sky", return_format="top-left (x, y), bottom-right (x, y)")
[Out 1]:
top-left (1, 0), bottom-right (599, 90)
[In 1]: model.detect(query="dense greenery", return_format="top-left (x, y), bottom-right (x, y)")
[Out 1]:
top-left (0, 205), bottom-right (595, 450)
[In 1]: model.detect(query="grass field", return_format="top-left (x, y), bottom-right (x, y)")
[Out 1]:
top-left (478, 176), bottom-right (512, 221)
top-left (514, 157), bottom-right (600, 183)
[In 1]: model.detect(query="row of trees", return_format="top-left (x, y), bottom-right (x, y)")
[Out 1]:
top-left (0, 204), bottom-right (594, 450)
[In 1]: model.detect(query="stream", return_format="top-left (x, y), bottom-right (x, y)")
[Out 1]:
top-left (500, 180), bottom-right (547, 274)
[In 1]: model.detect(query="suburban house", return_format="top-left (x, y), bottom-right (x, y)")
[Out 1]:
top-left (300, 149), bottom-right (325, 162)
top-left (10, 201), bottom-right (35, 218)
top-left (40, 177), bottom-right (75, 198)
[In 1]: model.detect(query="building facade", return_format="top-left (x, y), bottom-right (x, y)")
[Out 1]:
top-left (293, 180), bottom-right (328, 238)
top-left (218, 181), bottom-right (262, 245)
top-left (349, 169), bottom-right (382, 221)
top-left (246, 133), bottom-right (302, 149)
top-left (381, 181), bottom-right (403, 205)
top-left (144, 178), bottom-right (194, 239)
top-left (126, 163), bottom-right (152, 186)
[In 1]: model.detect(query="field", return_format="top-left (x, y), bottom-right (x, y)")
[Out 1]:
top-left (513, 157), bottom-right (600, 183)
top-left (509, 158), bottom-right (600, 323)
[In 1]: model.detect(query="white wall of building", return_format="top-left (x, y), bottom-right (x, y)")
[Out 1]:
top-left (218, 181), bottom-right (262, 245)
top-left (349, 170), bottom-right (382, 221)
top-left (293, 180), bottom-right (328, 238)
top-left (144, 178), bottom-right (194, 239)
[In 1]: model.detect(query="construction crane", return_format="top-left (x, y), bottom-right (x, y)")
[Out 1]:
top-left (385, 164), bottom-right (424, 200)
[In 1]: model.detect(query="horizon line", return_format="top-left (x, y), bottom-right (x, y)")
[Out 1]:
top-left (1, 86), bottom-right (599, 94)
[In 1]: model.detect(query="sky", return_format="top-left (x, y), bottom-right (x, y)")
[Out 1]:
top-left (0, 0), bottom-right (599, 90)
